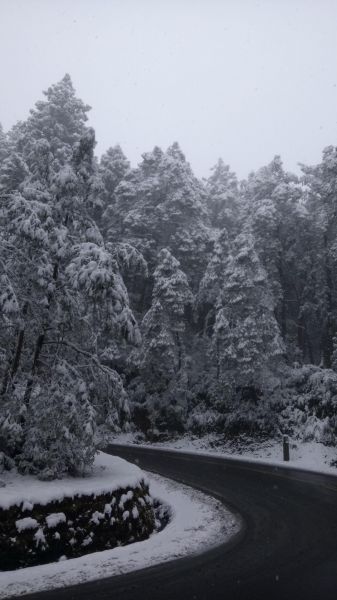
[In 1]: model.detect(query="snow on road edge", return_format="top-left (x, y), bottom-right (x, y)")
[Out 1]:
top-left (0, 460), bottom-right (240, 599)
top-left (112, 435), bottom-right (337, 477)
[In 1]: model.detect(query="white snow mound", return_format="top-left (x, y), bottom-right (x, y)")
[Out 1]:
top-left (0, 452), bottom-right (147, 510)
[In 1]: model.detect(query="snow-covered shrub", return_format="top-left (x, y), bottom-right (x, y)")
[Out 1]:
top-left (0, 452), bottom-right (14, 474)
top-left (278, 365), bottom-right (337, 445)
top-left (17, 364), bottom-right (96, 479)
top-left (0, 482), bottom-right (155, 570)
top-left (131, 394), bottom-right (186, 437)
top-left (0, 387), bottom-right (25, 462)
top-left (187, 408), bottom-right (225, 435)
top-left (153, 399), bottom-right (186, 434)
top-left (222, 399), bottom-right (278, 438)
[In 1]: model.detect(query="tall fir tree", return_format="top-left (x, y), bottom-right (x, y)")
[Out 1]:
top-left (211, 233), bottom-right (284, 401)
top-left (206, 158), bottom-right (239, 232)
top-left (0, 76), bottom-right (138, 477)
top-left (196, 227), bottom-right (232, 333)
top-left (98, 144), bottom-right (130, 233)
top-left (241, 155), bottom-right (312, 360)
top-left (135, 249), bottom-right (193, 432)
top-left (301, 145), bottom-right (337, 367)
top-left (113, 142), bottom-right (211, 292)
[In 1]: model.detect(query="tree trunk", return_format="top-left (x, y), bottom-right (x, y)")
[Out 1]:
top-left (23, 332), bottom-right (45, 407)
top-left (277, 258), bottom-right (287, 338)
top-left (1, 302), bottom-right (28, 396)
top-left (22, 262), bottom-right (59, 408)
top-left (322, 233), bottom-right (334, 368)
top-left (10, 302), bottom-right (29, 380)
top-left (175, 331), bottom-right (182, 372)
top-left (297, 314), bottom-right (305, 356)
top-left (306, 328), bottom-right (314, 364)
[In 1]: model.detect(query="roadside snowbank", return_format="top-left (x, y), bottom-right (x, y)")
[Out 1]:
top-left (0, 454), bottom-right (240, 599)
top-left (0, 453), bottom-right (155, 571)
top-left (0, 452), bottom-right (146, 510)
top-left (112, 433), bottom-right (337, 476)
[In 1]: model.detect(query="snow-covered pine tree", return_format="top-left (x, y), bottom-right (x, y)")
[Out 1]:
top-left (135, 249), bottom-right (193, 433)
top-left (211, 233), bottom-right (284, 423)
top-left (24, 73), bottom-right (90, 174)
top-left (113, 142), bottom-right (211, 292)
top-left (0, 76), bottom-right (139, 477)
top-left (139, 300), bottom-right (177, 394)
top-left (99, 145), bottom-right (130, 233)
top-left (301, 146), bottom-right (337, 367)
top-left (196, 227), bottom-right (232, 333)
top-left (0, 149), bottom-right (29, 195)
top-left (152, 248), bottom-right (193, 329)
top-left (0, 124), bottom-right (8, 167)
top-left (241, 156), bottom-right (312, 360)
top-left (17, 363), bottom-right (96, 479)
top-left (206, 158), bottom-right (239, 232)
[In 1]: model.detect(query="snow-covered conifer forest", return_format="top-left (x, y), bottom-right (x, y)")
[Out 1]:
top-left (1, 75), bottom-right (337, 479)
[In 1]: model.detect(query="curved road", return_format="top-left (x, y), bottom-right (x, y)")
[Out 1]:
top-left (14, 444), bottom-right (337, 600)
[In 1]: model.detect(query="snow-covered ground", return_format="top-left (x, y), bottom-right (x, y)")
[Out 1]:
top-left (0, 452), bottom-right (146, 510)
top-left (112, 433), bottom-right (337, 475)
top-left (0, 453), bottom-right (240, 599)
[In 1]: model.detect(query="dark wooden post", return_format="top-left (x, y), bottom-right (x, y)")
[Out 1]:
top-left (283, 436), bottom-right (290, 462)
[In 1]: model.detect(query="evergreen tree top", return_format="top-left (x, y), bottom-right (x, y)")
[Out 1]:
top-left (208, 158), bottom-right (237, 186)
top-left (27, 74), bottom-right (91, 152)
top-left (166, 142), bottom-right (186, 162)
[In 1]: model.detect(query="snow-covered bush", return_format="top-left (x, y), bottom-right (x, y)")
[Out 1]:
top-left (0, 481), bottom-right (155, 570)
top-left (187, 407), bottom-right (225, 435)
top-left (278, 365), bottom-right (337, 445)
top-left (17, 364), bottom-right (96, 479)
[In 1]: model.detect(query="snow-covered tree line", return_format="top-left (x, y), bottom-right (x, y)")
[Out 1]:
top-left (1, 75), bottom-right (336, 477)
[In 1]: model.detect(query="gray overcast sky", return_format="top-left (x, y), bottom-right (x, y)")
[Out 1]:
top-left (1, 0), bottom-right (337, 178)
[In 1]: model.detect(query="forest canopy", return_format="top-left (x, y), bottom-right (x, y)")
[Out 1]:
top-left (1, 75), bottom-right (337, 479)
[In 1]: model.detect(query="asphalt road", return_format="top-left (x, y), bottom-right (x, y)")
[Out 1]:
top-left (13, 444), bottom-right (337, 600)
